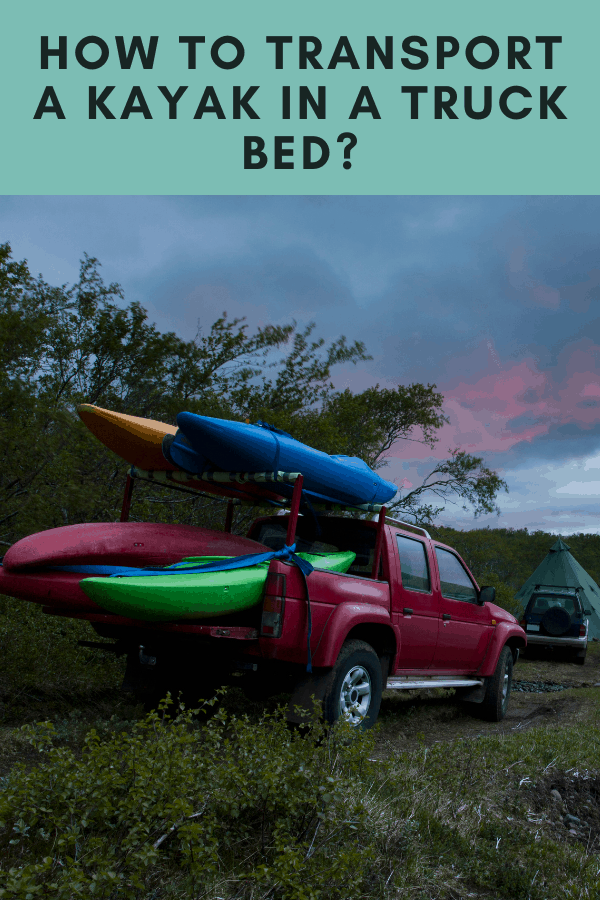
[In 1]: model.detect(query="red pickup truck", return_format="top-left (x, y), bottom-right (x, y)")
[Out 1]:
top-left (230, 512), bottom-right (524, 727)
top-left (1, 497), bottom-right (525, 728)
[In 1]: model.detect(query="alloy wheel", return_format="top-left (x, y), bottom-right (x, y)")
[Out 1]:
top-left (339, 665), bottom-right (372, 725)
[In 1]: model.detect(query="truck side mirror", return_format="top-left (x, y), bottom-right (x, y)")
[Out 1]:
top-left (584, 609), bottom-right (592, 615)
top-left (478, 586), bottom-right (496, 606)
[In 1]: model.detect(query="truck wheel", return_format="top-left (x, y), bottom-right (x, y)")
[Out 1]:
top-left (322, 640), bottom-right (383, 729)
top-left (574, 649), bottom-right (587, 666)
top-left (479, 646), bottom-right (513, 722)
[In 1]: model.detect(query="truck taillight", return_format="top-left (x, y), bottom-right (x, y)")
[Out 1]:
top-left (260, 572), bottom-right (286, 638)
top-left (520, 619), bottom-right (526, 627)
top-left (580, 624), bottom-right (587, 637)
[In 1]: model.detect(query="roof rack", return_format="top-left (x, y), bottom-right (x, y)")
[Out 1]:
top-left (533, 584), bottom-right (580, 595)
top-left (236, 498), bottom-right (385, 513)
top-left (384, 517), bottom-right (431, 540)
top-left (127, 467), bottom-right (385, 513)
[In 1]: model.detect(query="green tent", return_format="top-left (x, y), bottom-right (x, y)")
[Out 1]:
top-left (515, 538), bottom-right (600, 640)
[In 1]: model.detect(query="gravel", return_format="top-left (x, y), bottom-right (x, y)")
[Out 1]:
top-left (512, 680), bottom-right (567, 693)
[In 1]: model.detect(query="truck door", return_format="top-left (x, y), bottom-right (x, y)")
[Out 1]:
top-left (392, 533), bottom-right (440, 669)
top-left (431, 546), bottom-right (492, 670)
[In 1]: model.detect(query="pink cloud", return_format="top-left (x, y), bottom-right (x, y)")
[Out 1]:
top-left (388, 339), bottom-right (600, 463)
top-left (581, 383), bottom-right (600, 398)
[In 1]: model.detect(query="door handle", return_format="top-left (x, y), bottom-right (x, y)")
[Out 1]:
top-left (442, 613), bottom-right (451, 621)
top-left (403, 607), bottom-right (413, 615)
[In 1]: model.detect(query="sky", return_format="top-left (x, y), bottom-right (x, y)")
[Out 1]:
top-left (2, 194), bottom-right (600, 535)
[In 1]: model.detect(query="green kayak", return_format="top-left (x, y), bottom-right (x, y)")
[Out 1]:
top-left (79, 550), bottom-right (356, 622)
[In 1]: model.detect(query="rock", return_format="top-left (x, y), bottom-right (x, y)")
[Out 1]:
top-left (564, 814), bottom-right (581, 827)
top-left (550, 789), bottom-right (562, 802)
top-left (513, 680), bottom-right (566, 693)
top-left (568, 828), bottom-right (578, 836)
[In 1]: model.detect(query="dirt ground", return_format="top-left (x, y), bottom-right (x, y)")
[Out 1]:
top-left (374, 641), bottom-right (600, 752)
top-left (527, 769), bottom-right (600, 854)
top-left (0, 642), bottom-right (598, 775)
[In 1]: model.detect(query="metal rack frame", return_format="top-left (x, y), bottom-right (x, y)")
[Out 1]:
top-left (119, 466), bottom-right (386, 544)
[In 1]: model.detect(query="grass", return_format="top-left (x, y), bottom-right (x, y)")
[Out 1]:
top-left (1, 597), bottom-right (600, 898)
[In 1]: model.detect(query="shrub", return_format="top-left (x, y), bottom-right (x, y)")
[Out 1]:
top-left (0, 596), bottom-right (123, 697)
top-left (0, 702), bottom-right (381, 899)
top-left (477, 571), bottom-right (524, 618)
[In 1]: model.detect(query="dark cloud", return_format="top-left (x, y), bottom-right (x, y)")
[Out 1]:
top-left (486, 422), bottom-right (600, 470)
top-left (2, 194), bottom-right (600, 532)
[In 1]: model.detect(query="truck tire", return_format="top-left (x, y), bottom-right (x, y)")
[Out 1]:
top-left (574, 648), bottom-right (587, 666)
top-left (322, 640), bottom-right (383, 729)
top-left (479, 646), bottom-right (513, 722)
top-left (541, 607), bottom-right (571, 636)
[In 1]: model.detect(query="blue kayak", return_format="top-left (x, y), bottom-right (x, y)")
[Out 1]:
top-left (164, 414), bottom-right (397, 508)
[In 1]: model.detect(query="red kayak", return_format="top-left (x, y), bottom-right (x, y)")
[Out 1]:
top-left (0, 522), bottom-right (268, 613)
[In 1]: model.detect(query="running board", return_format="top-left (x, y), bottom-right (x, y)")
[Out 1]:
top-left (386, 677), bottom-right (484, 691)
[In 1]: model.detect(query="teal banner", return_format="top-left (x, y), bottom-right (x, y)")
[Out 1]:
top-left (1, 0), bottom-right (597, 194)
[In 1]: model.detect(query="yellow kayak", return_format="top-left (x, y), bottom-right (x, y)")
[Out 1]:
top-left (78, 404), bottom-right (178, 470)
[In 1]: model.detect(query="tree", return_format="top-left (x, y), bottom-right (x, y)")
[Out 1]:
top-left (0, 246), bottom-right (372, 542)
top-left (0, 243), bottom-right (507, 543)
top-left (390, 450), bottom-right (508, 526)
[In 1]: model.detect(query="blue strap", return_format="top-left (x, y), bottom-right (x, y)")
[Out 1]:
top-left (106, 544), bottom-right (314, 578)
top-left (296, 564), bottom-right (313, 673)
top-left (49, 545), bottom-right (315, 672)
top-left (255, 421), bottom-right (292, 438)
top-left (47, 546), bottom-right (314, 579)
top-left (49, 564), bottom-right (142, 575)
top-left (272, 432), bottom-right (281, 483)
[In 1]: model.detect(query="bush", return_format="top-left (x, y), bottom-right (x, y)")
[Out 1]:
top-left (477, 571), bottom-right (524, 618)
top-left (0, 702), bottom-right (381, 900)
top-left (0, 597), bottom-right (123, 694)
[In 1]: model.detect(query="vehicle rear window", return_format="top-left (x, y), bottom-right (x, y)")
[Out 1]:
top-left (396, 535), bottom-right (430, 593)
top-left (252, 517), bottom-right (379, 577)
top-left (435, 548), bottom-right (478, 602)
top-left (528, 595), bottom-right (578, 616)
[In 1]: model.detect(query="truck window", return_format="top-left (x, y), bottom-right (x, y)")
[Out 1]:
top-left (396, 535), bottom-right (430, 593)
top-left (252, 517), bottom-right (380, 578)
top-left (257, 523), bottom-right (338, 555)
top-left (435, 548), bottom-right (478, 602)
top-left (529, 595), bottom-right (577, 616)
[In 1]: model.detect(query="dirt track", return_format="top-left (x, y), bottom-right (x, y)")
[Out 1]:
top-left (374, 642), bottom-right (600, 751)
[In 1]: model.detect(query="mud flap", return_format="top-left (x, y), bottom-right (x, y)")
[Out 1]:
top-left (458, 680), bottom-right (487, 703)
top-left (286, 671), bottom-right (330, 724)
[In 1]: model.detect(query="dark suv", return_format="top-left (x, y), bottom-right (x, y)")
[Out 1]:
top-left (521, 585), bottom-right (590, 665)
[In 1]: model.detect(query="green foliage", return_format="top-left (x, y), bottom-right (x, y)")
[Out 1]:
top-left (395, 449), bottom-right (509, 526)
top-left (0, 597), bottom-right (123, 698)
top-left (3, 705), bottom-right (599, 899)
top-left (432, 524), bottom-right (600, 594)
top-left (306, 383), bottom-right (448, 464)
top-left (0, 240), bottom-right (507, 544)
top-left (0, 704), bottom-right (379, 899)
top-left (476, 571), bottom-right (524, 618)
